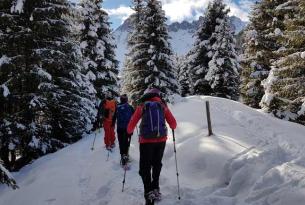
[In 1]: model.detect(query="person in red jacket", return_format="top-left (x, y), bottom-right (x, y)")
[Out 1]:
top-left (95, 92), bottom-right (117, 150)
top-left (127, 88), bottom-right (177, 205)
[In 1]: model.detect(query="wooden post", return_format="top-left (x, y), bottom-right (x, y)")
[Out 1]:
top-left (206, 101), bottom-right (213, 136)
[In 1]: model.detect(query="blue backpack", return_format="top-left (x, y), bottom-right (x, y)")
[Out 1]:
top-left (117, 103), bottom-right (133, 129)
top-left (140, 101), bottom-right (168, 139)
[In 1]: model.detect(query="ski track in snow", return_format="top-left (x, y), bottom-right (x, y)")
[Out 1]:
top-left (1, 96), bottom-right (305, 205)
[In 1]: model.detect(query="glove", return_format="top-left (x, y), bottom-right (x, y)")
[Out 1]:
top-left (91, 121), bottom-right (98, 131)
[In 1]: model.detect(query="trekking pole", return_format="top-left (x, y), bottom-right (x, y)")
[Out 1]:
top-left (172, 129), bottom-right (181, 200)
top-left (122, 167), bottom-right (127, 192)
top-left (91, 130), bottom-right (97, 151)
top-left (106, 149), bottom-right (110, 161)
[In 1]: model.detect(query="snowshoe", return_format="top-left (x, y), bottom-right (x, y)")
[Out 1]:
top-left (121, 155), bottom-right (130, 170)
top-left (153, 189), bottom-right (162, 201)
top-left (122, 164), bottom-right (130, 171)
top-left (106, 146), bottom-right (113, 152)
top-left (145, 191), bottom-right (155, 205)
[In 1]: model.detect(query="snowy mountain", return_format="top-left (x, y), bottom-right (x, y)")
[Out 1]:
top-left (1, 96), bottom-right (305, 205)
top-left (114, 16), bottom-right (247, 69)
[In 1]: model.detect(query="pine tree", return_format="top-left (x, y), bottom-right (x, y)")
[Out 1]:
top-left (122, 0), bottom-right (179, 104)
top-left (176, 55), bottom-right (191, 97)
top-left (1, 0), bottom-right (96, 171)
top-left (121, 0), bottom-right (148, 104)
top-left (205, 17), bottom-right (240, 100)
top-left (240, 0), bottom-right (285, 108)
top-left (188, 0), bottom-right (229, 95)
top-left (141, 0), bottom-right (178, 98)
top-left (80, 0), bottom-right (119, 100)
top-left (260, 0), bottom-right (305, 125)
top-left (0, 0), bottom-right (34, 170)
top-left (24, 0), bottom-right (96, 142)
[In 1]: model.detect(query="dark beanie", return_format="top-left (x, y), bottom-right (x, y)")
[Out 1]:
top-left (120, 94), bottom-right (128, 104)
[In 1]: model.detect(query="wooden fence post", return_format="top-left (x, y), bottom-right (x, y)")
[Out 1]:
top-left (206, 101), bottom-right (213, 136)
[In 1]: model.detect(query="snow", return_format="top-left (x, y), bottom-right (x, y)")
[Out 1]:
top-left (1, 84), bottom-right (10, 97)
top-left (10, 0), bottom-right (25, 13)
top-left (274, 28), bottom-right (283, 36)
top-left (1, 96), bottom-right (305, 205)
top-left (0, 164), bottom-right (15, 183)
top-left (37, 68), bottom-right (52, 81)
top-left (0, 55), bottom-right (10, 66)
top-left (297, 101), bottom-right (305, 116)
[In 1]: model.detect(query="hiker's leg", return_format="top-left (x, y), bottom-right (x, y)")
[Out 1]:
top-left (110, 123), bottom-right (116, 145)
top-left (117, 128), bottom-right (124, 155)
top-left (120, 129), bottom-right (128, 155)
top-left (152, 142), bottom-right (166, 190)
top-left (103, 120), bottom-right (111, 147)
top-left (126, 131), bottom-right (132, 153)
top-left (139, 143), bottom-right (153, 195)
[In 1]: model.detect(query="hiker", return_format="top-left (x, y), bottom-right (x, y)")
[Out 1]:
top-left (127, 88), bottom-right (177, 205)
top-left (97, 92), bottom-right (117, 150)
top-left (116, 94), bottom-right (134, 166)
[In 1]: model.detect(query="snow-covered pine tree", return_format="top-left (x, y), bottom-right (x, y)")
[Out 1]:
top-left (1, 0), bottom-right (96, 169)
top-left (0, 159), bottom-right (18, 189)
top-left (240, 0), bottom-right (285, 108)
top-left (188, 0), bottom-right (228, 95)
top-left (79, 0), bottom-right (119, 100)
top-left (141, 0), bottom-right (178, 98)
top-left (122, 0), bottom-right (178, 104)
top-left (0, 0), bottom-right (36, 170)
top-left (176, 55), bottom-right (191, 97)
top-left (260, 0), bottom-right (305, 125)
top-left (205, 16), bottom-right (240, 100)
top-left (26, 0), bottom-right (96, 142)
top-left (122, 0), bottom-right (151, 104)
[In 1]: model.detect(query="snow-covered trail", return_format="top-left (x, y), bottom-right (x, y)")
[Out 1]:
top-left (1, 96), bottom-right (305, 205)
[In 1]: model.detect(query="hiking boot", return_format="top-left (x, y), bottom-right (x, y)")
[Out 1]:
top-left (153, 189), bottom-right (162, 201)
top-left (121, 155), bottom-right (128, 166)
top-left (145, 191), bottom-right (155, 205)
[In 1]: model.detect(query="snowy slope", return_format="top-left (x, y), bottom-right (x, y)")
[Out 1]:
top-left (114, 16), bottom-right (247, 70)
top-left (1, 96), bottom-right (305, 205)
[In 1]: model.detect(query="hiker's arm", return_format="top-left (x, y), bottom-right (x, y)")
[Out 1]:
top-left (112, 110), bottom-right (117, 127)
top-left (127, 106), bottom-right (142, 134)
top-left (164, 106), bottom-right (177, 130)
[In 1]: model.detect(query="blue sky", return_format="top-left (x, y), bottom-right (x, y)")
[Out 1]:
top-left (72, 0), bottom-right (255, 29)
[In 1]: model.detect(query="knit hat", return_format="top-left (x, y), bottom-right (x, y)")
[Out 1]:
top-left (120, 94), bottom-right (128, 103)
top-left (105, 91), bottom-right (113, 99)
top-left (145, 88), bottom-right (161, 95)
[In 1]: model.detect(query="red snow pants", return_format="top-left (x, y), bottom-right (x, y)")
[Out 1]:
top-left (103, 120), bottom-right (115, 147)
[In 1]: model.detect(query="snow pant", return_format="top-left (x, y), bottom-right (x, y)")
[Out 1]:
top-left (117, 128), bottom-right (132, 156)
top-left (139, 142), bottom-right (166, 195)
top-left (103, 120), bottom-right (115, 147)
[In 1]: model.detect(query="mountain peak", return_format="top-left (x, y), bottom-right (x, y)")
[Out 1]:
top-left (115, 15), bottom-right (247, 34)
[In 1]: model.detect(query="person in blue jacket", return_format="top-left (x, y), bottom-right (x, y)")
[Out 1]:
top-left (116, 94), bottom-right (134, 166)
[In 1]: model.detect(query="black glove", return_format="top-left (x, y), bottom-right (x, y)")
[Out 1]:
top-left (92, 121), bottom-right (97, 131)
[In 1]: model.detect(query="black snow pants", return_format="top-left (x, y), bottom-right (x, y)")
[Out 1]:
top-left (139, 142), bottom-right (166, 195)
top-left (117, 128), bottom-right (132, 156)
